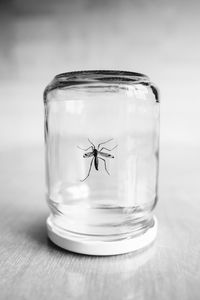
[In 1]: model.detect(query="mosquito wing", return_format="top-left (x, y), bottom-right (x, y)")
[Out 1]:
top-left (83, 151), bottom-right (94, 158)
top-left (98, 151), bottom-right (114, 158)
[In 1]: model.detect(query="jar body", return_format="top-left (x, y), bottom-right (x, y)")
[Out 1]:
top-left (44, 71), bottom-right (159, 255)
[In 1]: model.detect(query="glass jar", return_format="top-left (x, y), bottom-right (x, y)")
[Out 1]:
top-left (44, 70), bottom-right (159, 255)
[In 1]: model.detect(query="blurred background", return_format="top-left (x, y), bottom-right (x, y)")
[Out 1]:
top-left (0, 0), bottom-right (200, 149)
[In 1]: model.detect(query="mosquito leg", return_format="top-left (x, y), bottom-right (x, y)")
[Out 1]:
top-left (77, 145), bottom-right (93, 151)
top-left (88, 138), bottom-right (95, 147)
top-left (99, 145), bottom-right (118, 152)
top-left (97, 139), bottom-right (113, 149)
top-left (99, 157), bottom-right (110, 175)
top-left (80, 157), bottom-right (94, 182)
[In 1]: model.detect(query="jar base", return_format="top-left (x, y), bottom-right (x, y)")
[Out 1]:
top-left (47, 216), bottom-right (157, 256)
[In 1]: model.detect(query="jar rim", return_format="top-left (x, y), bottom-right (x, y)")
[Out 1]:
top-left (44, 70), bottom-right (157, 103)
top-left (55, 70), bottom-right (149, 81)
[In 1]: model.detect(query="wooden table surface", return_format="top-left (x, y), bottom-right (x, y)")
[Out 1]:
top-left (0, 145), bottom-right (199, 300)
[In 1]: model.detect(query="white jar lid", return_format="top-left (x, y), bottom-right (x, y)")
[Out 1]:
top-left (47, 217), bottom-right (157, 256)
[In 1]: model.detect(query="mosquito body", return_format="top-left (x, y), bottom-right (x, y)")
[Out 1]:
top-left (77, 138), bottom-right (118, 181)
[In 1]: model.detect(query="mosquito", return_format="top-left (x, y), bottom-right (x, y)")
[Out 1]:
top-left (77, 138), bottom-right (118, 182)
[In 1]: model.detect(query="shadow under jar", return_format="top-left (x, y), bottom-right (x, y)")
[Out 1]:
top-left (44, 70), bottom-right (160, 255)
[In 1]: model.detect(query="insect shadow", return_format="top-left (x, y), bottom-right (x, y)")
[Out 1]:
top-left (77, 138), bottom-right (118, 182)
